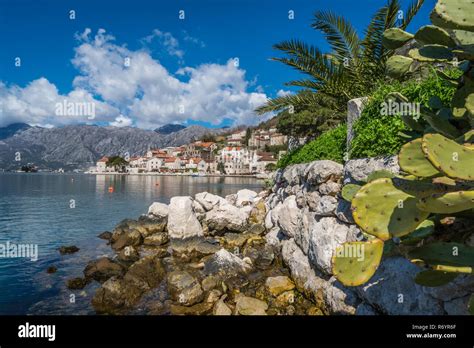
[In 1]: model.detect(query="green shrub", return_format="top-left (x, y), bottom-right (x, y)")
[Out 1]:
top-left (277, 124), bottom-right (347, 168)
top-left (349, 70), bottom-right (459, 159)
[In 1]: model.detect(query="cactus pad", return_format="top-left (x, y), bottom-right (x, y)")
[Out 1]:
top-left (366, 170), bottom-right (395, 182)
top-left (332, 239), bottom-right (384, 287)
top-left (400, 219), bottom-right (435, 245)
top-left (399, 138), bottom-right (440, 177)
top-left (421, 133), bottom-right (474, 180)
top-left (414, 269), bottom-right (458, 287)
top-left (386, 55), bottom-right (414, 78)
top-left (409, 45), bottom-right (453, 62)
top-left (431, 0), bottom-right (474, 31)
top-left (414, 25), bottom-right (456, 47)
top-left (452, 81), bottom-right (474, 118)
top-left (453, 30), bottom-right (474, 46)
top-left (341, 184), bottom-right (361, 202)
top-left (417, 190), bottom-right (474, 213)
top-left (352, 178), bottom-right (430, 240)
top-left (408, 242), bottom-right (474, 267)
top-left (382, 28), bottom-right (414, 49)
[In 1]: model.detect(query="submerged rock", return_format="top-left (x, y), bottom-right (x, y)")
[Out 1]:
top-left (265, 276), bottom-right (295, 297)
top-left (97, 231), bottom-right (112, 240)
top-left (46, 266), bottom-right (57, 274)
top-left (67, 277), bottom-right (89, 290)
top-left (58, 245), bottom-right (79, 255)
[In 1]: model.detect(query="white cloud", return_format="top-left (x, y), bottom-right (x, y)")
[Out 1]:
top-left (142, 29), bottom-right (184, 59)
top-left (0, 78), bottom-right (119, 127)
top-left (110, 115), bottom-right (133, 127)
top-left (0, 28), bottom-right (268, 129)
top-left (277, 89), bottom-right (292, 97)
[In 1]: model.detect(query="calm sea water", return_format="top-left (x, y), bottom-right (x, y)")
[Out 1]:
top-left (0, 173), bottom-right (262, 315)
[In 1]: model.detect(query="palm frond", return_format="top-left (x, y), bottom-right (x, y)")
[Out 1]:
top-left (311, 11), bottom-right (361, 64)
top-left (401, 0), bottom-right (425, 30)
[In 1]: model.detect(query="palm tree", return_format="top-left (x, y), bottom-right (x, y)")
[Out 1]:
top-left (256, 0), bottom-right (425, 123)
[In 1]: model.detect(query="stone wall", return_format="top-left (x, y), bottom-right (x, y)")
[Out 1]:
top-left (264, 158), bottom-right (473, 315)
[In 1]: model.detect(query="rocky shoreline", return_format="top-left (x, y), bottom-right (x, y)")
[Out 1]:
top-left (68, 158), bottom-right (473, 315)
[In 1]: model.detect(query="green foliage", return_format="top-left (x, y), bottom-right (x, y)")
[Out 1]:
top-left (349, 71), bottom-right (459, 159)
top-left (276, 107), bottom-right (341, 138)
top-left (333, 0), bottom-right (474, 299)
top-left (277, 124), bottom-right (346, 168)
top-left (106, 156), bottom-right (128, 171)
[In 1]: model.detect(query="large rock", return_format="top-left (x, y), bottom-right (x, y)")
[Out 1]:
top-left (236, 189), bottom-right (258, 207)
top-left (282, 163), bottom-right (308, 186)
top-left (343, 156), bottom-right (399, 185)
top-left (167, 196), bottom-right (203, 239)
top-left (304, 160), bottom-right (343, 185)
top-left (356, 257), bottom-right (444, 315)
top-left (92, 276), bottom-right (143, 314)
top-left (147, 202), bottom-right (169, 219)
top-left (235, 296), bottom-right (268, 315)
top-left (205, 201), bottom-right (251, 233)
top-left (273, 196), bottom-right (302, 238)
top-left (123, 255), bottom-right (165, 292)
top-left (294, 209), bottom-right (315, 255)
top-left (84, 257), bottom-right (126, 282)
top-left (281, 239), bottom-right (357, 315)
top-left (167, 271), bottom-right (204, 306)
top-left (312, 195), bottom-right (338, 216)
top-left (195, 192), bottom-right (225, 211)
top-left (347, 97), bottom-right (367, 150)
top-left (110, 219), bottom-right (143, 250)
top-left (308, 217), bottom-right (358, 275)
top-left (203, 248), bottom-right (252, 277)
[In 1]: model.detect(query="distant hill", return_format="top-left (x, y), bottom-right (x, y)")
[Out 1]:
top-left (0, 123), bottom-right (31, 140)
top-left (0, 124), bottom-right (224, 170)
top-left (154, 124), bottom-right (187, 135)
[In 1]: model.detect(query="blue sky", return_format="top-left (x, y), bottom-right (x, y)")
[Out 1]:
top-left (0, 0), bottom-right (436, 129)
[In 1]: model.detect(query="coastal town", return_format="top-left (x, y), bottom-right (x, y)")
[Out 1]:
top-left (89, 127), bottom-right (288, 176)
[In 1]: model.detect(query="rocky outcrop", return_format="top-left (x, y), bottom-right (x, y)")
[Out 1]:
top-left (83, 158), bottom-right (472, 315)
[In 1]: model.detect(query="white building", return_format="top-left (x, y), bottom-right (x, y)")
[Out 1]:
top-left (96, 157), bottom-right (111, 173)
top-left (146, 157), bottom-right (163, 172)
top-left (219, 147), bottom-right (251, 175)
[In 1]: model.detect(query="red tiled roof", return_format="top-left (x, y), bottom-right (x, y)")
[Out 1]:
top-left (97, 157), bottom-right (109, 163)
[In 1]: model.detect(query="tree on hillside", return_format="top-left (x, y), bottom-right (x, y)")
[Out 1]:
top-left (256, 0), bottom-right (425, 130)
top-left (106, 156), bottom-right (128, 172)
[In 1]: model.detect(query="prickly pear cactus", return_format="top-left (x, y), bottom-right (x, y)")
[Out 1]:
top-left (332, 0), bottom-right (474, 297)
top-left (351, 178), bottom-right (430, 240)
top-left (422, 133), bottom-right (474, 180)
top-left (398, 138), bottom-right (440, 177)
top-left (332, 239), bottom-right (384, 286)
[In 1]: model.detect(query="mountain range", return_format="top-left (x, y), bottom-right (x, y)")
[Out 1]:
top-left (0, 123), bottom-right (225, 170)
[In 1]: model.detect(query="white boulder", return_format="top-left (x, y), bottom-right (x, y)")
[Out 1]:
top-left (167, 196), bottom-right (203, 239)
